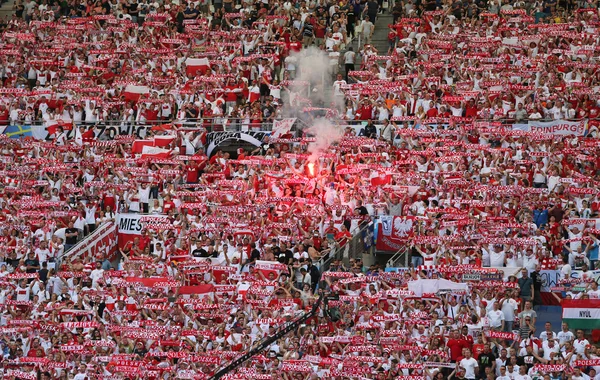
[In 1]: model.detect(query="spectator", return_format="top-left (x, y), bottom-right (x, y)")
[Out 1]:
top-left (518, 269), bottom-right (534, 303)
top-left (63, 222), bottom-right (79, 252)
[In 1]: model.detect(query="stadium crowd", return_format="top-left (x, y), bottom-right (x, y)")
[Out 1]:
top-left (0, 0), bottom-right (600, 379)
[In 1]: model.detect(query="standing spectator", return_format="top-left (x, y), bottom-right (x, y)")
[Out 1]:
top-left (365, 0), bottom-right (378, 22)
top-left (64, 222), bottom-right (79, 252)
top-left (488, 301), bottom-right (505, 331)
top-left (343, 47), bottom-right (356, 82)
top-left (500, 291), bottom-right (519, 333)
top-left (518, 269), bottom-right (534, 303)
top-left (518, 301), bottom-right (537, 326)
top-left (25, 252), bottom-right (40, 274)
top-left (359, 16), bottom-right (374, 46)
top-left (459, 349), bottom-right (479, 380)
top-left (478, 343), bottom-right (496, 379)
top-left (530, 265), bottom-right (543, 307)
top-left (539, 322), bottom-right (557, 342)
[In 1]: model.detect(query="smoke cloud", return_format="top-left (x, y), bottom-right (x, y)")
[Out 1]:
top-left (305, 118), bottom-right (344, 163)
top-left (283, 47), bottom-right (344, 163)
top-left (289, 46), bottom-right (333, 108)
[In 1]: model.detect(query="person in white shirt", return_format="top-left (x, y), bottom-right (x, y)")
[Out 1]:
top-left (560, 256), bottom-right (572, 280)
top-left (496, 366), bottom-right (511, 380)
top-left (539, 322), bottom-right (557, 342)
top-left (522, 249), bottom-right (538, 270)
top-left (15, 280), bottom-right (30, 301)
top-left (459, 349), bottom-right (479, 380)
top-left (541, 338), bottom-right (560, 361)
top-left (557, 322), bottom-right (575, 346)
top-left (571, 367), bottom-right (591, 380)
top-left (138, 183), bottom-right (151, 214)
top-left (488, 244), bottom-right (506, 267)
top-left (506, 364), bottom-right (520, 379)
top-left (34, 241), bottom-right (50, 265)
top-left (89, 262), bottom-right (104, 287)
top-left (332, 74), bottom-right (346, 98)
top-left (587, 281), bottom-right (600, 299)
top-left (488, 301), bottom-right (505, 330)
top-left (573, 329), bottom-right (590, 355)
top-left (84, 203), bottom-right (97, 235)
top-left (514, 364), bottom-right (531, 380)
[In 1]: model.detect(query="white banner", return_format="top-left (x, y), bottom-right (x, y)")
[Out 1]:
top-left (271, 118), bottom-right (296, 138)
top-left (540, 269), bottom-right (600, 292)
top-left (116, 213), bottom-right (168, 249)
top-left (408, 278), bottom-right (468, 297)
top-left (527, 120), bottom-right (586, 136)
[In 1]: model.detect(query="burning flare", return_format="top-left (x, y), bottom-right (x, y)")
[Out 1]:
top-left (307, 162), bottom-right (315, 177)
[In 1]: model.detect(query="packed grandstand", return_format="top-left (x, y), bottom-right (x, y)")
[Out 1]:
top-left (1, 0), bottom-right (600, 378)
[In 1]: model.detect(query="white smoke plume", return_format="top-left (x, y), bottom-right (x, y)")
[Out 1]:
top-left (283, 47), bottom-right (344, 163)
top-left (289, 46), bottom-right (333, 107)
top-left (305, 118), bottom-right (344, 163)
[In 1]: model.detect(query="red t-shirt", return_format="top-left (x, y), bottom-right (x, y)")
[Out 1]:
top-left (335, 230), bottom-right (351, 246)
top-left (446, 338), bottom-right (469, 361)
top-left (186, 165), bottom-right (199, 183)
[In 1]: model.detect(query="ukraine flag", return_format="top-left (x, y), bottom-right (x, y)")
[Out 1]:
top-left (2, 124), bottom-right (32, 138)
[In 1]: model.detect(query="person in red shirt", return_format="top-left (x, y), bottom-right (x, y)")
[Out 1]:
top-left (162, 195), bottom-right (176, 214)
top-left (471, 335), bottom-right (485, 360)
top-left (426, 105), bottom-right (439, 118)
top-left (446, 330), bottom-right (470, 362)
top-left (0, 104), bottom-right (9, 125)
top-left (334, 225), bottom-right (352, 246)
top-left (288, 35), bottom-right (302, 53)
top-left (460, 325), bottom-right (474, 350)
top-left (185, 161), bottom-right (199, 183)
top-left (26, 339), bottom-right (46, 357)
top-left (355, 99), bottom-right (374, 120)
top-left (145, 104), bottom-right (160, 121)
top-left (465, 99), bottom-right (479, 118)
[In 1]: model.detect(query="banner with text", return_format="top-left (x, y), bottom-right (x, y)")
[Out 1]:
top-left (116, 213), bottom-right (169, 249)
top-left (527, 120), bottom-right (587, 136)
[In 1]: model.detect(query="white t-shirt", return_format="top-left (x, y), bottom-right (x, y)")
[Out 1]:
top-left (34, 248), bottom-right (50, 264)
top-left (460, 357), bottom-right (478, 379)
top-left (344, 50), bottom-right (355, 64)
top-left (502, 298), bottom-right (519, 321)
top-left (488, 309), bottom-right (505, 328)
top-left (490, 250), bottom-right (506, 267)
top-left (573, 338), bottom-right (590, 354)
top-left (557, 330), bottom-right (574, 345)
top-left (539, 331), bottom-right (557, 342)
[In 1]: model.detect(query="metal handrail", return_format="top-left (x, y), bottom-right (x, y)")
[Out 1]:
top-left (56, 221), bottom-right (117, 268)
top-left (319, 220), bottom-right (375, 272)
top-left (386, 245), bottom-right (409, 269)
top-left (5, 116), bottom-right (600, 129)
top-left (5, 119), bottom-right (288, 130)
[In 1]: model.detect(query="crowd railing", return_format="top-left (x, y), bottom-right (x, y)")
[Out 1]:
top-left (56, 221), bottom-right (117, 270)
top-left (3, 116), bottom-right (598, 131)
top-left (386, 245), bottom-right (410, 269)
top-left (318, 220), bottom-right (376, 272)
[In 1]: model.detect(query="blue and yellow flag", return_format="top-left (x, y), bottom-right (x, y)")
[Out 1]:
top-left (2, 124), bottom-right (32, 138)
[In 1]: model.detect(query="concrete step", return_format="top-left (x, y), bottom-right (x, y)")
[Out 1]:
top-left (371, 13), bottom-right (394, 56)
top-left (0, 0), bottom-right (15, 18)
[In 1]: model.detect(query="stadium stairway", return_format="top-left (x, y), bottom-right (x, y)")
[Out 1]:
top-left (370, 10), bottom-right (393, 57)
top-left (320, 11), bottom-right (392, 107)
top-left (0, 0), bottom-right (14, 18)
